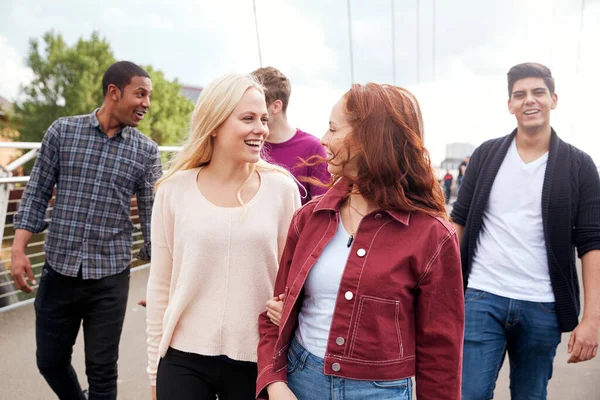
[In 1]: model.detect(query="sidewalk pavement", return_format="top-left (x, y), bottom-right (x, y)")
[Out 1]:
top-left (1, 267), bottom-right (598, 399)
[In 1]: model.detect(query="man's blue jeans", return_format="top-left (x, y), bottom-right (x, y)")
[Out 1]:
top-left (462, 289), bottom-right (562, 400)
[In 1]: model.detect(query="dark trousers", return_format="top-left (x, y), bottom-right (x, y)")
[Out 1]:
top-left (157, 348), bottom-right (258, 400)
top-left (444, 184), bottom-right (452, 204)
top-left (35, 263), bottom-right (130, 400)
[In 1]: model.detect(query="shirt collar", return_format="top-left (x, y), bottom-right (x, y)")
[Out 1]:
top-left (91, 108), bottom-right (130, 140)
top-left (313, 178), bottom-right (411, 226)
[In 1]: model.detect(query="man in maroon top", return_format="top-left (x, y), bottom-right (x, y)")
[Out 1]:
top-left (251, 67), bottom-right (329, 204)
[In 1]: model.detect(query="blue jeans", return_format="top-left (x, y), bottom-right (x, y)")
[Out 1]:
top-left (462, 289), bottom-right (562, 400)
top-left (287, 338), bottom-right (412, 400)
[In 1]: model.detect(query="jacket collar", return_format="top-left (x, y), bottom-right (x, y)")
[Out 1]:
top-left (503, 127), bottom-right (559, 156)
top-left (91, 108), bottom-right (130, 140)
top-left (313, 178), bottom-right (411, 226)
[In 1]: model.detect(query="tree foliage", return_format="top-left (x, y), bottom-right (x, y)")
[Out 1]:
top-left (15, 31), bottom-right (193, 146)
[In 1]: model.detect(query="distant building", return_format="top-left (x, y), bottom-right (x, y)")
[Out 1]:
top-left (440, 142), bottom-right (475, 173)
top-left (180, 85), bottom-right (203, 104)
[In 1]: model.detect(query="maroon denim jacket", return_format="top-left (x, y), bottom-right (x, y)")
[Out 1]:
top-left (256, 180), bottom-right (464, 399)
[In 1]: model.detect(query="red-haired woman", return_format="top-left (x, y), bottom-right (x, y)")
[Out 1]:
top-left (256, 83), bottom-right (464, 400)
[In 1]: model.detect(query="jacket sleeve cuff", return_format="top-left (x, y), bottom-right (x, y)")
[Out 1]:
top-left (255, 364), bottom-right (288, 399)
top-left (577, 241), bottom-right (600, 258)
top-left (449, 209), bottom-right (466, 226)
top-left (13, 220), bottom-right (48, 234)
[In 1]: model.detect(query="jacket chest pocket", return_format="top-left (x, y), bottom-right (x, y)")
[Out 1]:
top-left (111, 157), bottom-right (143, 192)
top-left (348, 296), bottom-right (403, 361)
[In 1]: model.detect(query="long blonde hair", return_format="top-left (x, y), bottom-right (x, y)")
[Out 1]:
top-left (156, 73), bottom-right (291, 208)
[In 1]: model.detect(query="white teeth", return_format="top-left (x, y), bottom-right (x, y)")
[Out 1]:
top-left (524, 110), bottom-right (538, 115)
top-left (244, 140), bottom-right (261, 147)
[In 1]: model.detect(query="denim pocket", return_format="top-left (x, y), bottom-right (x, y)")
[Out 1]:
top-left (465, 288), bottom-right (486, 301)
top-left (537, 301), bottom-right (556, 313)
top-left (364, 377), bottom-right (412, 399)
top-left (286, 349), bottom-right (300, 375)
top-left (371, 378), bottom-right (410, 389)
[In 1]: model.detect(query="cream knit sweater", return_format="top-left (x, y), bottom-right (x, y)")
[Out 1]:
top-left (146, 168), bottom-right (301, 385)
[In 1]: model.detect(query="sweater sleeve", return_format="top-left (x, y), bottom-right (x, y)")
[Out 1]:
top-left (450, 145), bottom-right (483, 226)
top-left (256, 208), bottom-right (304, 399)
top-left (278, 182), bottom-right (302, 262)
top-left (146, 186), bottom-right (174, 386)
top-left (573, 153), bottom-right (600, 257)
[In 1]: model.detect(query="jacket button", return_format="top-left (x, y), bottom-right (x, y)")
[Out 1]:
top-left (357, 248), bottom-right (366, 257)
top-left (332, 362), bottom-right (341, 372)
top-left (345, 291), bottom-right (354, 300)
top-left (336, 337), bottom-right (345, 346)
top-left (374, 213), bottom-right (382, 220)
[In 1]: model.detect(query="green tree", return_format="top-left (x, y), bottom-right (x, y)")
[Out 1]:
top-left (16, 31), bottom-right (116, 142)
top-left (138, 66), bottom-right (193, 146)
top-left (15, 31), bottom-right (193, 147)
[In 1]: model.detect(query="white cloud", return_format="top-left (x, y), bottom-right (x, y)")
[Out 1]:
top-left (287, 82), bottom-right (343, 138)
top-left (407, 0), bottom-right (600, 164)
top-left (2, 0), bottom-right (600, 165)
top-left (0, 36), bottom-right (33, 101)
top-left (255, 1), bottom-right (339, 80)
top-left (103, 8), bottom-right (174, 32)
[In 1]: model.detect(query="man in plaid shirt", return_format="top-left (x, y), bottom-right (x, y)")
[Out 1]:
top-left (11, 61), bottom-right (162, 400)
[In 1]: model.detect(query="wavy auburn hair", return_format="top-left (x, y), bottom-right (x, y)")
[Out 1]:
top-left (316, 83), bottom-right (446, 218)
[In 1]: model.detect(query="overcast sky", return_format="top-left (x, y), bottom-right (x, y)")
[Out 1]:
top-left (1, 0), bottom-right (599, 164)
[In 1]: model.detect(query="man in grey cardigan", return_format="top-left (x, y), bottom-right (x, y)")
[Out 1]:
top-left (452, 62), bottom-right (600, 400)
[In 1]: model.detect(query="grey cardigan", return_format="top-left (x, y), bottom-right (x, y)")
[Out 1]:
top-left (451, 128), bottom-right (600, 332)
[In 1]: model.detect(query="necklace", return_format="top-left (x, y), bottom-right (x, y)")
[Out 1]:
top-left (346, 197), bottom-right (359, 247)
top-left (348, 199), bottom-right (365, 217)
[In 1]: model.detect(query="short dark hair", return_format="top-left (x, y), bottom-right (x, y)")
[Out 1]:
top-left (507, 62), bottom-right (555, 98)
top-left (250, 66), bottom-right (291, 112)
top-left (102, 61), bottom-right (150, 97)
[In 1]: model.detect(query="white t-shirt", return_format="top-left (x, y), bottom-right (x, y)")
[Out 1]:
top-left (296, 217), bottom-right (352, 358)
top-left (468, 139), bottom-right (554, 302)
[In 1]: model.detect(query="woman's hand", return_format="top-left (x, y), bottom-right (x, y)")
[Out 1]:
top-left (151, 385), bottom-right (156, 400)
top-left (266, 293), bottom-right (285, 326)
top-left (267, 382), bottom-right (298, 400)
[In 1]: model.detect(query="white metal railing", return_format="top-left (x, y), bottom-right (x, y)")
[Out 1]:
top-left (0, 142), bottom-right (183, 152)
top-left (0, 142), bottom-right (181, 312)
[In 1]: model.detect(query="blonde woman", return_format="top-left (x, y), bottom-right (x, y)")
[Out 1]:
top-left (146, 74), bottom-right (301, 400)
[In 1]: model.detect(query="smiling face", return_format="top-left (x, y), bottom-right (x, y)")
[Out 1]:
top-left (320, 96), bottom-right (358, 178)
top-left (111, 76), bottom-right (152, 128)
top-left (211, 87), bottom-right (270, 165)
top-left (508, 77), bottom-right (557, 134)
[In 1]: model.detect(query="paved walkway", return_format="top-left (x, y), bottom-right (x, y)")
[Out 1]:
top-left (1, 267), bottom-right (599, 399)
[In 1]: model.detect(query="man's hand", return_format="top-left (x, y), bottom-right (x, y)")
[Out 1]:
top-left (568, 318), bottom-right (599, 363)
top-left (266, 382), bottom-right (298, 400)
top-left (10, 250), bottom-right (35, 293)
top-left (266, 293), bottom-right (285, 326)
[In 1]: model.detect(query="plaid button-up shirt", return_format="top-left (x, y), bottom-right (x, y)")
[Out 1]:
top-left (14, 110), bottom-right (162, 279)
